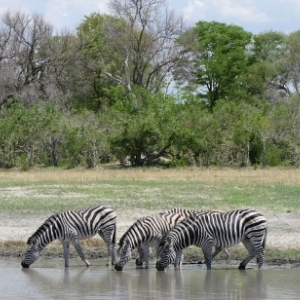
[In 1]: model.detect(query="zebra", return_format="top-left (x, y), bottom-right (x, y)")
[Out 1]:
top-left (21, 205), bottom-right (117, 268)
top-left (134, 209), bottom-right (193, 268)
top-left (156, 208), bottom-right (267, 271)
top-left (115, 208), bottom-right (230, 271)
top-left (115, 211), bottom-right (187, 271)
top-left (159, 208), bottom-right (231, 264)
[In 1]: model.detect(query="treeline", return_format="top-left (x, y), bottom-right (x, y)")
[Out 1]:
top-left (1, 0), bottom-right (300, 169)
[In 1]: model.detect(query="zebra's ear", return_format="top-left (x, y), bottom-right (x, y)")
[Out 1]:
top-left (27, 237), bottom-right (37, 245)
top-left (166, 236), bottom-right (172, 246)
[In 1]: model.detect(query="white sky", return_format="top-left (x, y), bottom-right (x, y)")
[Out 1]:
top-left (0, 0), bottom-right (299, 35)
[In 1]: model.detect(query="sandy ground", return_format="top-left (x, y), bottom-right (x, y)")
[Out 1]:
top-left (0, 211), bottom-right (300, 250)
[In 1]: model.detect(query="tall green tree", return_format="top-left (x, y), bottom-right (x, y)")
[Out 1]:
top-left (177, 21), bottom-right (253, 111)
top-left (110, 88), bottom-right (180, 166)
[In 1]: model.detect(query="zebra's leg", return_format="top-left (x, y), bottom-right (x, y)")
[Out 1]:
top-left (238, 237), bottom-right (256, 269)
top-left (174, 250), bottom-right (184, 269)
top-left (211, 246), bottom-right (223, 260)
top-left (62, 241), bottom-right (70, 268)
top-left (202, 244), bottom-right (213, 270)
top-left (144, 246), bottom-right (150, 269)
top-left (136, 245), bottom-right (145, 267)
top-left (71, 239), bottom-right (91, 267)
top-left (253, 237), bottom-right (266, 268)
top-left (254, 231), bottom-right (267, 268)
top-left (223, 247), bottom-right (231, 264)
top-left (99, 231), bottom-right (114, 266)
top-left (201, 246), bottom-right (227, 265)
top-left (255, 245), bottom-right (265, 268)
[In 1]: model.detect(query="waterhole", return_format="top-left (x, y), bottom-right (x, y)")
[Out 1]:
top-left (1, 258), bottom-right (300, 299)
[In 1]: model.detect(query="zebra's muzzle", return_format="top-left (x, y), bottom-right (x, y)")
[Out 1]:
top-left (156, 261), bottom-right (165, 271)
top-left (114, 263), bottom-right (123, 271)
top-left (21, 260), bottom-right (29, 268)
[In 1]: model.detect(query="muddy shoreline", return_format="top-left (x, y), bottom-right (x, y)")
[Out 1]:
top-left (2, 242), bottom-right (300, 268)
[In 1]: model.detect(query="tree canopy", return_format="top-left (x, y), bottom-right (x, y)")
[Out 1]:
top-left (1, 4), bottom-right (300, 169)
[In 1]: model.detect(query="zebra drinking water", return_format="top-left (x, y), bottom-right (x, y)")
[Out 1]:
top-left (115, 211), bottom-right (187, 271)
top-left (115, 208), bottom-right (230, 271)
top-left (21, 205), bottom-right (117, 268)
top-left (156, 208), bottom-right (267, 271)
top-left (158, 208), bottom-right (231, 264)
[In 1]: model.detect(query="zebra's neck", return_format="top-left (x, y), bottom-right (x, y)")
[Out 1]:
top-left (28, 215), bottom-right (59, 248)
top-left (120, 224), bottom-right (153, 250)
top-left (172, 223), bottom-right (197, 251)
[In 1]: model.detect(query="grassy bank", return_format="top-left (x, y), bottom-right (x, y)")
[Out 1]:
top-left (1, 167), bottom-right (300, 214)
top-left (1, 167), bottom-right (300, 264)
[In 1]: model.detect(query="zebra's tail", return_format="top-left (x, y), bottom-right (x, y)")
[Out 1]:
top-left (112, 222), bottom-right (117, 245)
top-left (262, 228), bottom-right (268, 249)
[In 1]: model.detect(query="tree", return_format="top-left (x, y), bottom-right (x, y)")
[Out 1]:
top-left (75, 13), bottom-right (127, 113)
top-left (108, 0), bottom-right (186, 94)
top-left (176, 21), bottom-right (253, 111)
top-left (0, 103), bottom-right (62, 169)
top-left (110, 88), bottom-right (179, 166)
top-left (0, 11), bottom-right (52, 113)
top-left (0, 10), bottom-right (83, 114)
top-left (286, 30), bottom-right (300, 97)
top-left (252, 30), bottom-right (289, 102)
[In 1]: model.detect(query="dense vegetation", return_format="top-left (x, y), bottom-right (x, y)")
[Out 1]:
top-left (1, 0), bottom-right (300, 169)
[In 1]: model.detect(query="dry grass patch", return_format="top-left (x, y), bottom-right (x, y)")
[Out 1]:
top-left (1, 167), bottom-right (300, 185)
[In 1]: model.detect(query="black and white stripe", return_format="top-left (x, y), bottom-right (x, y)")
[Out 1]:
top-left (156, 208), bottom-right (267, 271)
top-left (21, 205), bottom-right (117, 268)
top-left (161, 208), bottom-right (231, 263)
top-left (115, 211), bottom-right (187, 271)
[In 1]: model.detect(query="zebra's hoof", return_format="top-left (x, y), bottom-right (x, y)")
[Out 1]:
top-left (238, 265), bottom-right (246, 270)
top-left (135, 258), bottom-right (143, 267)
top-left (115, 264), bottom-right (123, 271)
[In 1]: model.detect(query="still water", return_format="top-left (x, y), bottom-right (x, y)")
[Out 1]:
top-left (1, 258), bottom-right (300, 300)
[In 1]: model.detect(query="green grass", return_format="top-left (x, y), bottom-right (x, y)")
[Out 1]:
top-left (1, 167), bottom-right (300, 262)
top-left (0, 177), bottom-right (299, 216)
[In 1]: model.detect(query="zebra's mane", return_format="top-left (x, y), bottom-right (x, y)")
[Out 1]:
top-left (27, 213), bottom-right (59, 245)
top-left (118, 216), bottom-right (148, 248)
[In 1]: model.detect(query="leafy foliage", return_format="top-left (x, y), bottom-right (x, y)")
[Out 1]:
top-left (0, 9), bottom-right (300, 169)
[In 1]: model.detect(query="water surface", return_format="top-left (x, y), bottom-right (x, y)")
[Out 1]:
top-left (1, 258), bottom-right (300, 299)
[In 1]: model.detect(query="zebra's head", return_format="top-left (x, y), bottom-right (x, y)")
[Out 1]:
top-left (156, 236), bottom-right (176, 271)
top-left (115, 239), bottom-right (132, 271)
top-left (21, 237), bottom-right (40, 268)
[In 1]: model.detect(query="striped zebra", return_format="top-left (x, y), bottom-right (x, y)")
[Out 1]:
top-left (159, 208), bottom-right (231, 264)
top-left (115, 211), bottom-right (187, 271)
top-left (134, 209), bottom-right (194, 268)
top-left (21, 205), bottom-right (117, 268)
top-left (115, 208), bottom-right (230, 271)
top-left (156, 208), bottom-right (267, 271)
